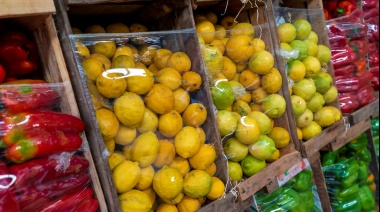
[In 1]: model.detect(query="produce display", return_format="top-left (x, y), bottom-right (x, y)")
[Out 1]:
top-left (0, 24), bottom-right (99, 211)
top-left (71, 29), bottom-right (226, 211)
top-left (275, 8), bottom-right (342, 141)
top-left (194, 12), bottom-right (293, 182)
top-left (321, 134), bottom-right (377, 212)
top-left (371, 117), bottom-right (379, 159)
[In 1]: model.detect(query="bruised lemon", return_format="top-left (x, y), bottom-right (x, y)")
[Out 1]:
top-left (181, 71), bottom-right (202, 92)
top-left (139, 44), bottom-right (158, 66)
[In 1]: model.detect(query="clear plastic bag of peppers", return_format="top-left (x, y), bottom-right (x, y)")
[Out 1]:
top-left (321, 133), bottom-right (377, 212)
top-left (0, 24), bottom-right (99, 212)
top-left (325, 10), bottom-right (377, 114)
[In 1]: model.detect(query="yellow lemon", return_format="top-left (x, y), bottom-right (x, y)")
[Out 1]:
top-left (114, 92), bottom-right (145, 127)
top-left (82, 58), bottom-right (105, 82)
top-left (123, 144), bottom-right (133, 160)
top-left (166, 52), bottom-right (192, 75)
top-left (76, 42), bottom-right (90, 61)
top-left (135, 62), bottom-right (147, 69)
top-left (174, 126), bottom-right (201, 158)
top-left (261, 94), bottom-right (287, 119)
top-left (137, 108), bottom-right (159, 134)
top-left (181, 71), bottom-right (202, 92)
top-left (108, 152), bottom-right (126, 171)
top-left (153, 139), bottom-right (176, 168)
top-left (227, 161), bottom-right (243, 181)
top-left (189, 144), bottom-right (216, 170)
top-left (112, 46), bottom-right (134, 61)
top-left (148, 63), bottom-right (160, 76)
top-left (124, 44), bottom-right (140, 62)
top-left (111, 55), bottom-right (136, 69)
top-left (223, 137), bottom-right (248, 162)
top-left (206, 12), bottom-right (218, 24)
top-left (261, 67), bottom-right (283, 94)
top-left (139, 44), bottom-right (158, 66)
top-left (201, 44), bottom-right (223, 76)
top-left (239, 92), bottom-right (252, 103)
top-left (145, 84), bottom-right (174, 114)
top-left (96, 72), bottom-right (127, 98)
top-left (296, 127), bottom-right (303, 140)
top-left (92, 41), bottom-right (116, 58)
top-left (106, 23), bottom-right (130, 33)
top-left (130, 23), bottom-right (149, 45)
top-left (231, 22), bottom-right (255, 37)
top-left (215, 25), bottom-right (227, 40)
top-left (239, 70), bottom-right (261, 90)
top-left (153, 49), bottom-right (172, 69)
top-left (104, 139), bottom-right (115, 156)
top-left (206, 177), bottom-right (225, 200)
top-left (277, 23), bottom-right (296, 43)
top-left (114, 124), bottom-right (136, 146)
top-left (248, 50), bottom-right (275, 75)
top-left (156, 203), bottom-right (178, 212)
top-left (194, 14), bottom-right (207, 22)
top-left (95, 108), bottom-right (120, 140)
top-left (90, 53), bottom-right (111, 70)
top-left (196, 20), bottom-right (216, 44)
top-left (119, 189), bottom-right (152, 212)
top-left (172, 88), bottom-right (190, 113)
top-left (113, 160), bottom-right (141, 193)
top-left (302, 56), bottom-right (321, 78)
top-left (141, 187), bottom-right (156, 207)
top-left (153, 166), bottom-right (184, 199)
top-left (161, 192), bottom-right (184, 205)
top-left (169, 157), bottom-right (190, 177)
top-left (266, 149), bottom-right (280, 163)
top-left (236, 63), bottom-right (247, 73)
top-left (177, 196), bottom-right (201, 212)
top-left (268, 127), bottom-right (290, 148)
top-left (301, 121), bottom-right (322, 141)
top-left (205, 163), bottom-right (217, 176)
top-left (250, 103), bottom-right (263, 112)
top-left (182, 103), bottom-right (207, 127)
top-left (135, 165), bottom-right (155, 190)
top-left (196, 127), bottom-right (206, 145)
top-left (158, 110), bottom-right (183, 138)
top-left (220, 16), bottom-right (238, 30)
top-left (72, 27), bottom-right (81, 34)
top-left (288, 60), bottom-right (306, 83)
top-left (131, 132), bottom-right (160, 167)
top-left (252, 38), bottom-right (266, 52)
top-left (221, 56), bottom-right (237, 80)
top-left (216, 110), bottom-right (238, 137)
top-left (126, 68), bottom-right (154, 95)
top-left (156, 67), bottom-right (182, 91)
top-left (251, 87), bottom-right (268, 103)
top-left (226, 34), bottom-right (255, 63)
top-left (85, 25), bottom-right (106, 33)
top-left (211, 39), bottom-right (225, 55)
top-left (183, 170), bottom-right (212, 198)
top-left (248, 111), bottom-right (272, 135)
top-left (232, 100), bottom-right (252, 116)
top-left (235, 116), bottom-right (261, 145)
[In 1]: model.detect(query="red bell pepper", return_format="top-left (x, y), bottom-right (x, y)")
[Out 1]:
top-left (368, 52), bottom-right (379, 67)
top-left (337, 1), bottom-right (357, 17)
top-left (339, 93), bottom-right (360, 113)
top-left (334, 64), bottom-right (355, 77)
top-left (364, 7), bottom-right (379, 21)
top-left (336, 76), bottom-right (361, 93)
top-left (334, 23), bottom-right (368, 40)
top-left (363, 0), bottom-right (378, 9)
top-left (357, 84), bottom-right (376, 107)
top-left (327, 25), bottom-right (348, 48)
top-left (353, 58), bottom-right (367, 77)
top-left (39, 187), bottom-right (94, 212)
top-left (1, 110), bottom-right (85, 144)
top-left (358, 72), bottom-right (373, 88)
top-left (0, 161), bottom-right (20, 212)
top-left (8, 155), bottom-right (89, 189)
top-left (15, 173), bottom-right (90, 211)
top-left (0, 64), bottom-right (5, 83)
top-left (370, 66), bottom-right (379, 90)
top-left (349, 39), bottom-right (368, 58)
top-left (365, 16), bottom-right (380, 26)
top-left (324, 9), bottom-right (330, 20)
top-left (0, 30), bottom-right (39, 77)
top-left (0, 80), bottom-right (59, 113)
top-left (74, 198), bottom-right (99, 212)
top-left (331, 46), bottom-right (357, 68)
top-left (323, 0), bottom-right (339, 13)
top-left (5, 129), bottom-right (83, 163)
top-left (368, 42), bottom-right (379, 54)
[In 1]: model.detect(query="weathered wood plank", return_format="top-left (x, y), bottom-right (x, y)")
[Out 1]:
top-left (0, 0), bottom-right (55, 19)
top-left (348, 98), bottom-right (379, 125)
top-left (310, 156), bottom-right (332, 212)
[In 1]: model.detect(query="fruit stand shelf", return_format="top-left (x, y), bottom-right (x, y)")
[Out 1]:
top-left (346, 97), bottom-right (379, 125)
top-left (0, 0), bottom-right (55, 19)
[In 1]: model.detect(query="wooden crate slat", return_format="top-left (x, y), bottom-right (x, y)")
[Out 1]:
top-left (65, 0), bottom-right (151, 4)
top-left (197, 192), bottom-right (253, 212)
top-left (365, 129), bottom-right (379, 202)
top-left (0, 0), bottom-right (55, 19)
top-left (310, 154), bottom-right (332, 212)
top-left (236, 151), bottom-right (302, 201)
top-left (348, 98), bottom-right (379, 125)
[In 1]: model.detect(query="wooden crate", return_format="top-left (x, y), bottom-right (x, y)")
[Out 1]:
top-left (0, 3), bottom-right (107, 212)
top-left (346, 98), bottom-right (379, 125)
top-left (192, 0), bottom-right (303, 204)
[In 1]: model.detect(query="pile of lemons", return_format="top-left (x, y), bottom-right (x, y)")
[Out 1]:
top-left (194, 13), bottom-right (291, 181)
top-left (277, 19), bottom-right (341, 141)
top-left (75, 24), bottom-right (225, 212)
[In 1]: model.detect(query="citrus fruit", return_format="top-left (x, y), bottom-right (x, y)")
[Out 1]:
top-left (177, 195), bottom-right (201, 212)
top-left (232, 100), bottom-right (252, 116)
top-left (201, 44), bottom-right (223, 76)
top-left (85, 25), bottom-right (106, 33)
top-left (226, 34), bottom-right (255, 63)
top-left (153, 139), bottom-right (176, 168)
top-left (261, 94), bottom-right (286, 118)
top-left (153, 166), bottom-right (183, 199)
top-left (323, 85), bottom-right (338, 103)
top-left (231, 22), bottom-right (255, 37)
top-left (141, 187), bottom-right (156, 207)
top-left (172, 88), bottom-right (190, 113)
top-left (290, 40), bottom-right (308, 60)
top-left (221, 56), bottom-right (237, 80)
top-left (135, 165), bottom-right (155, 190)
top-left (251, 87), bottom-right (268, 103)
top-left (240, 154), bottom-right (266, 177)
top-left (181, 71), bottom-right (202, 91)
top-left (291, 95), bottom-right (307, 117)
top-left (95, 108), bottom-right (119, 141)
top-left (296, 127), bottom-right (303, 140)
top-left (277, 23), bottom-right (297, 43)
top-left (113, 160), bottom-right (141, 193)
top-left (248, 111), bottom-right (272, 135)
top-left (211, 81), bottom-right (234, 110)
top-left (108, 152), bottom-right (126, 171)
top-left (169, 156), bottom-right (190, 177)
top-left (228, 80), bottom-right (246, 100)
top-left (216, 110), bottom-right (238, 137)
top-left (301, 121), bottom-right (322, 140)
top-left (205, 163), bottom-right (216, 177)
top-left (313, 71), bottom-right (332, 94)
top-left (239, 92), bottom-right (252, 103)
top-left (220, 16), bottom-right (238, 30)
top-left (206, 12), bottom-right (218, 24)
top-left (248, 135), bottom-right (277, 160)
top-left (90, 53), bottom-right (111, 70)
top-left (293, 19), bottom-right (312, 40)
top-left (303, 39), bottom-right (318, 56)
top-left (158, 110), bottom-right (183, 137)
top-left (161, 192), bottom-right (184, 205)
top-left (139, 44), bottom-right (157, 66)
top-left (183, 170), bottom-right (212, 198)
top-left (137, 108), bottom-right (159, 134)
top-left (106, 23), bottom-right (130, 33)
top-left (306, 92), bottom-right (325, 112)
top-left (166, 52), bottom-right (192, 75)
top-left (76, 42), bottom-right (90, 61)
top-left (280, 42), bottom-right (295, 63)
top-left (302, 56), bottom-right (321, 78)
top-left (261, 67), bottom-right (283, 93)
top-left (112, 46), bottom-right (133, 61)
top-left (174, 126), bottom-right (201, 158)
top-left (130, 131), bottom-right (160, 167)
top-left (325, 106), bottom-right (341, 122)
top-left (266, 149), bottom-right (280, 163)
top-left (248, 50), bottom-right (275, 74)
top-left (239, 70), bottom-right (260, 90)
top-left (314, 106), bottom-right (337, 127)
top-left (268, 127), bottom-right (290, 149)
top-left (153, 48), bottom-right (172, 70)
top-left (92, 41), bottom-right (116, 58)
top-left (292, 78), bottom-right (316, 101)
top-left (156, 203), bottom-right (178, 212)
top-left (194, 14), bottom-right (207, 22)
top-left (196, 20), bottom-right (215, 44)
top-left (316, 45), bottom-right (331, 64)
top-left (189, 144), bottom-right (216, 170)
top-left (111, 55), bottom-right (135, 69)
top-left (114, 92), bottom-right (145, 127)
top-left (96, 72), bottom-right (127, 98)
top-left (223, 137), bottom-right (249, 162)
top-left (211, 39), bottom-right (225, 55)
top-left (252, 38), bottom-right (266, 52)
top-left (296, 108), bottom-right (314, 128)
top-left (156, 67), bottom-right (182, 91)
top-left (104, 139), bottom-right (115, 156)
top-left (119, 189), bottom-right (152, 212)
top-left (82, 58), bottom-right (105, 82)
top-left (307, 31), bottom-right (319, 43)
top-left (235, 116), bottom-right (261, 145)
top-left (145, 84), bottom-right (174, 115)
top-left (287, 60), bottom-right (306, 82)
top-left (182, 103), bottom-right (207, 127)
top-left (114, 124), bottom-right (136, 146)
top-left (215, 25), bottom-right (227, 40)
top-left (206, 177), bottom-right (225, 200)
top-left (127, 68), bottom-right (154, 95)
top-left (123, 145), bottom-right (133, 160)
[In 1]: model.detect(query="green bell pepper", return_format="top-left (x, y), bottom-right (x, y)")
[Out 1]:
top-left (331, 195), bottom-right (362, 212)
top-left (261, 204), bottom-right (286, 212)
top-left (255, 187), bottom-right (283, 208)
top-left (292, 170), bottom-right (313, 192)
top-left (276, 188), bottom-right (300, 211)
top-left (347, 137), bottom-right (368, 151)
top-left (338, 145), bottom-right (349, 155)
top-left (356, 161), bottom-right (369, 186)
top-left (358, 185), bottom-right (375, 210)
top-left (336, 184), bottom-right (360, 201)
top-left (355, 147), bottom-right (372, 163)
top-left (322, 151), bottom-right (339, 166)
top-left (341, 171), bottom-right (358, 188)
